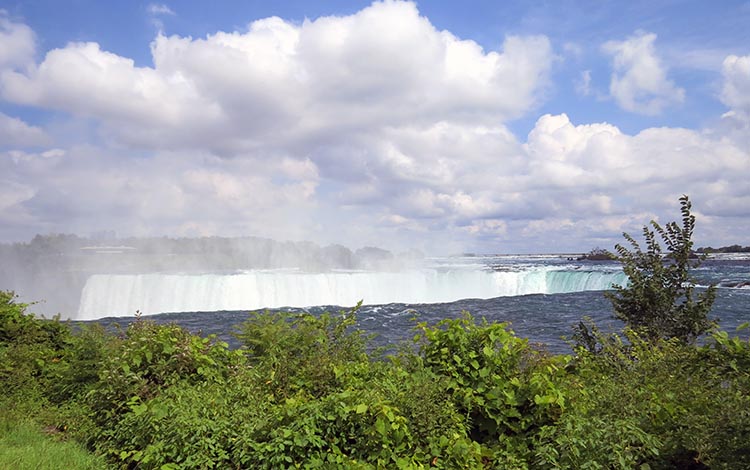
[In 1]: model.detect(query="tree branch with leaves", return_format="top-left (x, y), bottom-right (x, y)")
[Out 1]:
top-left (606, 195), bottom-right (716, 343)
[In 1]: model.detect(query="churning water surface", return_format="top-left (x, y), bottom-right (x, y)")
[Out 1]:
top-left (82, 254), bottom-right (750, 354)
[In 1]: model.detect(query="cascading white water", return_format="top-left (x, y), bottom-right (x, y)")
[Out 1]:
top-left (77, 268), bottom-right (627, 320)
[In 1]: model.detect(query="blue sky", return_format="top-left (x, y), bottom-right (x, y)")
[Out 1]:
top-left (1, 1), bottom-right (749, 253)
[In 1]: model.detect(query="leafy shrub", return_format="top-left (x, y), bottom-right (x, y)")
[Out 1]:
top-left (685, 324), bottom-right (750, 468)
top-left (415, 313), bottom-right (570, 464)
top-left (4, 286), bottom-right (748, 469)
top-left (232, 309), bottom-right (483, 468)
top-left (234, 306), bottom-right (368, 398)
top-left (0, 290), bottom-right (70, 351)
top-left (329, 360), bottom-right (483, 469)
top-left (1, 290), bottom-right (34, 343)
top-left (244, 388), bottom-right (408, 468)
top-left (85, 319), bottom-right (243, 433)
top-left (0, 290), bottom-right (71, 402)
top-left (234, 378), bottom-right (482, 469)
top-left (534, 415), bottom-right (661, 469)
top-left (558, 324), bottom-right (750, 469)
top-left (45, 323), bottom-right (111, 404)
top-left (105, 353), bottom-right (481, 469)
top-left (607, 195), bottom-right (716, 342)
top-left (101, 372), bottom-right (268, 469)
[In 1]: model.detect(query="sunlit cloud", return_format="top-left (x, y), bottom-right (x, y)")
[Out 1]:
top-left (602, 31), bottom-right (685, 115)
top-left (0, 2), bottom-right (748, 253)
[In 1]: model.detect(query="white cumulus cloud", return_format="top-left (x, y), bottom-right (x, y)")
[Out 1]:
top-left (0, 3), bottom-right (748, 253)
top-left (0, 11), bottom-right (35, 72)
top-left (721, 54), bottom-right (750, 115)
top-left (1, 1), bottom-right (553, 154)
top-left (602, 32), bottom-right (685, 115)
top-left (0, 112), bottom-right (48, 146)
top-left (717, 54), bottom-right (750, 149)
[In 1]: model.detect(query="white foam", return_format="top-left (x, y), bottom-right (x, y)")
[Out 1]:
top-left (77, 268), bottom-right (626, 320)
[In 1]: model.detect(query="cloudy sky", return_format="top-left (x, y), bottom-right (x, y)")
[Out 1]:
top-left (1, 1), bottom-right (748, 254)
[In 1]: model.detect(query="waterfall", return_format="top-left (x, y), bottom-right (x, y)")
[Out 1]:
top-left (77, 268), bottom-right (627, 320)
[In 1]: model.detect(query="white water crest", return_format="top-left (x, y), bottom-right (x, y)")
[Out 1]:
top-left (77, 267), bottom-right (627, 320)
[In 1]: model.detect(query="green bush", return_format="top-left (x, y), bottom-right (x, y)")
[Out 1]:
top-left (232, 308), bottom-right (482, 468)
top-left (534, 415), bottom-right (661, 469)
top-left (607, 195), bottom-right (716, 343)
top-left (85, 319), bottom-right (243, 433)
top-left (555, 325), bottom-right (750, 469)
top-left (45, 323), bottom-right (111, 404)
top-left (687, 325), bottom-right (750, 468)
top-left (101, 337), bottom-right (482, 468)
top-left (3, 287), bottom-right (749, 469)
top-left (100, 372), bottom-right (267, 469)
top-left (234, 306), bottom-right (369, 398)
top-left (0, 290), bottom-right (72, 408)
top-left (415, 313), bottom-right (570, 465)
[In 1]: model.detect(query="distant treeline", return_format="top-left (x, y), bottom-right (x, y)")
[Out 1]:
top-left (696, 244), bottom-right (750, 253)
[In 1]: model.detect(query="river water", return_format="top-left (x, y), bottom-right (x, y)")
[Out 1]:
top-left (81, 254), bottom-right (750, 354)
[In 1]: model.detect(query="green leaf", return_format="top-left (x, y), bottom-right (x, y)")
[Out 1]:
top-left (375, 417), bottom-right (387, 436)
top-left (534, 394), bottom-right (556, 405)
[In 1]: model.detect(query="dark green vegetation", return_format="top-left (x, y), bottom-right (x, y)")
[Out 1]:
top-left (2, 197), bottom-right (749, 469)
top-left (697, 244), bottom-right (750, 253)
top-left (2, 292), bottom-right (749, 469)
top-left (606, 195), bottom-right (716, 343)
top-left (577, 247), bottom-right (617, 261)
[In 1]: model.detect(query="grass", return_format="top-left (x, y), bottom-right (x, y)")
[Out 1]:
top-left (0, 414), bottom-right (108, 470)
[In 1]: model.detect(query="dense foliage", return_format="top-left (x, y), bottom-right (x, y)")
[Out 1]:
top-left (2, 289), bottom-right (750, 469)
top-left (606, 195), bottom-right (716, 343)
